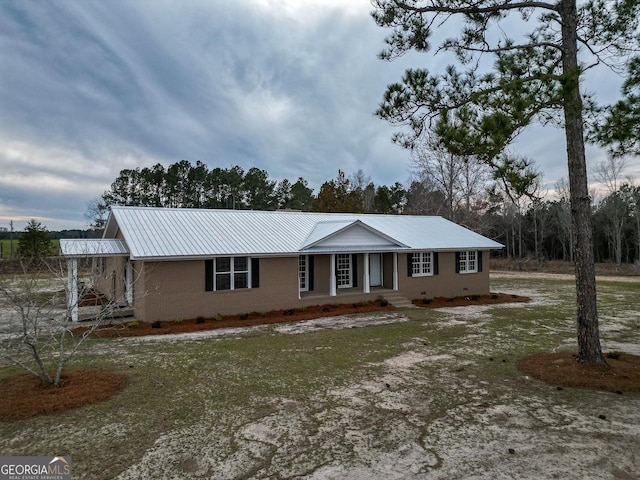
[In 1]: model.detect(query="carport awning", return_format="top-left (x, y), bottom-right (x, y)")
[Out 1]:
top-left (60, 239), bottom-right (130, 258)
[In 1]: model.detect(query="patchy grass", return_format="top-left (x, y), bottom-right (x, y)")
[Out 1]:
top-left (1, 275), bottom-right (640, 479)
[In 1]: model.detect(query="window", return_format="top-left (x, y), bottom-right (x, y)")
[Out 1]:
top-left (233, 257), bottom-right (248, 289)
top-left (215, 257), bottom-right (249, 290)
top-left (299, 255), bottom-right (308, 291)
top-left (336, 253), bottom-right (352, 288)
top-left (206, 258), bottom-right (259, 292)
top-left (408, 252), bottom-right (438, 277)
top-left (412, 252), bottom-right (433, 276)
top-left (458, 250), bottom-right (477, 273)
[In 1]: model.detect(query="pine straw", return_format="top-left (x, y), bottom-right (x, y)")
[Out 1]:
top-left (517, 352), bottom-right (640, 393)
top-left (412, 292), bottom-right (531, 308)
top-left (72, 300), bottom-right (395, 338)
top-left (0, 369), bottom-right (128, 421)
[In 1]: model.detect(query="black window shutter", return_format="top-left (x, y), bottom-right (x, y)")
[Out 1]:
top-left (407, 253), bottom-right (413, 277)
top-left (205, 259), bottom-right (214, 291)
top-left (251, 258), bottom-right (260, 288)
top-left (455, 252), bottom-right (461, 273)
top-left (434, 252), bottom-right (439, 275)
top-left (352, 254), bottom-right (358, 288)
top-left (309, 256), bottom-right (314, 291)
top-left (477, 251), bottom-right (483, 272)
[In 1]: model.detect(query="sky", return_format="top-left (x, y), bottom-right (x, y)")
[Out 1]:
top-left (1, 0), bottom-right (638, 231)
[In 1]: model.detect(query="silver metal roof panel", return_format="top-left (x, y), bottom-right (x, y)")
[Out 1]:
top-left (60, 239), bottom-right (129, 257)
top-left (103, 206), bottom-right (503, 260)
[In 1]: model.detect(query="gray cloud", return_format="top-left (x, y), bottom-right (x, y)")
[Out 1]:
top-left (0, 0), bottom-right (630, 230)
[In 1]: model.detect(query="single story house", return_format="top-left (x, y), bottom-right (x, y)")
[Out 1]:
top-left (60, 206), bottom-right (503, 322)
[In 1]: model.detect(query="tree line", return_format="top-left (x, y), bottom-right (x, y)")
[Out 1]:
top-left (86, 160), bottom-right (409, 225)
top-left (88, 155), bottom-right (640, 266)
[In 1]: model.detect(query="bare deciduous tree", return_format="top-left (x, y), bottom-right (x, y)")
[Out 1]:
top-left (596, 157), bottom-right (629, 266)
top-left (410, 133), bottom-right (491, 222)
top-left (0, 257), bottom-right (132, 387)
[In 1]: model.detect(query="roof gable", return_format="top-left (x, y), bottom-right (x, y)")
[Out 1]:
top-left (301, 220), bottom-right (407, 250)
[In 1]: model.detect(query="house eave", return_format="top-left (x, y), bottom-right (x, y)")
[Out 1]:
top-left (128, 244), bottom-right (503, 261)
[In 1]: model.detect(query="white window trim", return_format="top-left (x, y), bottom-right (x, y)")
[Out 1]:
top-left (412, 252), bottom-right (433, 277)
top-left (336, 253), bottom-right (352, 288)
top-left (458, 250), bottom-right (478, 274)
top-left (299, 255), bottom-right (308, 292)
top-left (214, 256), bottom-right (250, 291)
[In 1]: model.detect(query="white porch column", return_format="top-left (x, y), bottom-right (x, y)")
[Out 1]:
top-left (393, 252), bottom-right (399, 291)
top-left (67, 258), bottom-right (78, 322)
top-left (363, 252), bottom-right (370, 294)
top-left (125, 260), bottom-right (133, 305)
top-left (329, 253), bottom-right (337, 296)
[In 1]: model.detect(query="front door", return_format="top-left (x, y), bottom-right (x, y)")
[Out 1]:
top-left (369, 253), bottom-right (382, 287)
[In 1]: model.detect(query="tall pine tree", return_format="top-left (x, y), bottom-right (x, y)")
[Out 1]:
top-left (372, 0), bottom-right (640, 365)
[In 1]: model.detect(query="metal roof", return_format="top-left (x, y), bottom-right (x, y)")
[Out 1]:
top-left (97, 206), bottom-right (503, 260)
top-left (60, 239), bottom-right (130, 257)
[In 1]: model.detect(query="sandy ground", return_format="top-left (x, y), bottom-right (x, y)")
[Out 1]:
top-left (2, 272), bottom-right (639, 479)
top-left (492, 270), bottom-right (640, 283)
top-left (126, 311), bottom-right (411, 343)
top-left (115, 345), bottom-right (640, 479)
top-left (110, 273), bottom-right (640, 479)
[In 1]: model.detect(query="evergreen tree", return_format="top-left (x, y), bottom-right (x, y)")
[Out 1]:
top-left (18, 220), bottom-right (53, 264)
top-left (372, 0), bottom-right (640, 365)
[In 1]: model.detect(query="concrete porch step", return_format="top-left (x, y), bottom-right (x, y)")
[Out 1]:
top-left (383, 293), bottom-right (417, 309)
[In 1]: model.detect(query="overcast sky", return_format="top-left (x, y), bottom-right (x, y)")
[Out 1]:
top-left (1, 0), bottom-right (637, 231)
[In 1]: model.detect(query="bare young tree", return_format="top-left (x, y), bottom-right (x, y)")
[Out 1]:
top-left (349, 169), bottom-right (375, 212)
top-left (553, 178), bottom-right (574, 262)
top-left (410, 133), bottom-right (491, 222)
top-left (489, 156), bottom-right (543, 259)
top-left (530, 188), bottom-right (551, 261)
top-left (596, 157), bottom-right (629, 266)
top-left (0, 256), bottom-right (133, 387)
top-left (624, 182), bottom-right (640, 266)
top-left (596, 156), bottom-right (628, 194)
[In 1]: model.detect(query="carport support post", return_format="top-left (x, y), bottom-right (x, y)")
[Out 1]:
top-left (363, 252), bottom-right (370, 293)
top-left (67, 258), bottom-right (78, 322)
top-left (125, 260), bottom-right (133, 305)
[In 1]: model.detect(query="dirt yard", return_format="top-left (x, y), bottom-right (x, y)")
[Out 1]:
top-left (68, 294), bottom-right (527, 339)
top-left (1, 272), bottom-right (639, 479)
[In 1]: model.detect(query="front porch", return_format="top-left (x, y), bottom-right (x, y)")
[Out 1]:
top-left (60, 238), bottom-right (132, 322)
top-left (297, 251), bottom-right (400, 299)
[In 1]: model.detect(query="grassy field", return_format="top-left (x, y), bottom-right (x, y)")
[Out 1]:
top-left (1, 275), bottom-right (639, 479)
top-left (0, 239), bottom-right (60, 259)
top-left (0, 239), bottom-right (18, 259)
